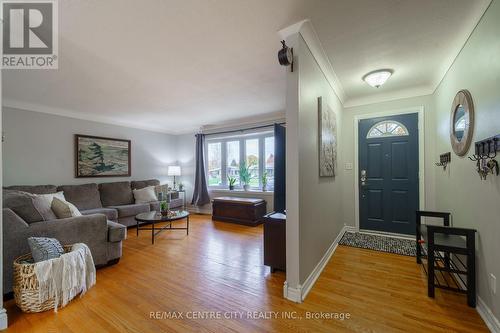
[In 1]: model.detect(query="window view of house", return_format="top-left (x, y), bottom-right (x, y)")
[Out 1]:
top-left (226, 141), bottom-right (240, 184)
top-left (207, 142), bottom-right (222, 186)
top-left (265, 137), bottom-right (275, 189)
top-left (206, 133), bottom-right (274, 190)
top-left (245, 139), bottom-right (260, 188)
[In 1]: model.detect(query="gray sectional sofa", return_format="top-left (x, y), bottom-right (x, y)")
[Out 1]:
top-left (2, 179), bottom-right (183, 294)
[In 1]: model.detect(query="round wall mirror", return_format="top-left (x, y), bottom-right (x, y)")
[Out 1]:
top-left (450, 90), bottom-right (474, 156)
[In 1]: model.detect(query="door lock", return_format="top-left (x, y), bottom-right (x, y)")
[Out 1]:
top-left (360, 169), bottom-right (367, 186)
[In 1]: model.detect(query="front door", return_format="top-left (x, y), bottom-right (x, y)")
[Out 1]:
top-left (358, 113), bottom-right (419, 235)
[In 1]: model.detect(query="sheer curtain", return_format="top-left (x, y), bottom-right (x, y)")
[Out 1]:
top-left (191, 134), bottom-right (211, 206)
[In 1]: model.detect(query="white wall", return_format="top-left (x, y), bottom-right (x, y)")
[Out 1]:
top-left (341, 95), bottom-right (436, 227)
top-left (432, 0), bottom-right (500, 322)
top-left (3, 107), bottom-right (178, 186)
top-left (284, 26), bottom-right (345, 298)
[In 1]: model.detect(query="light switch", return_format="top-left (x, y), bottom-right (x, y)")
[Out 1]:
top-left (345, 163), bottom-right (353, 170)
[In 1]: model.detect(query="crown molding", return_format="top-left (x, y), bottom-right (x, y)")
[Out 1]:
top-left (200, 110), bottom-right (285, 134)
top-left (279, 20), bottom-right (347, 104)
top-left (344, 85), bottom-right (434, 108)
top-left (2, 99), bottom-right (193, 135)
top-left (279, 1), bottom-right (491, 110)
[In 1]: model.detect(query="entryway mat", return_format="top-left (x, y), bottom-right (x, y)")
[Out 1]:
top-left (339, 231), bottom-right (416, 257)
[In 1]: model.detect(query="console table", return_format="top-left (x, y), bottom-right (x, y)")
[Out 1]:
top-left (263, 212), bottom-right (286, 272)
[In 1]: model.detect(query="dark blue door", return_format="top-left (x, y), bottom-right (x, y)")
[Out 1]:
top-left (359, 113), bottom-right (419, 235)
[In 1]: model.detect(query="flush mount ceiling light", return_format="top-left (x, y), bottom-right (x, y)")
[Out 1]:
top-left (362, 69), bottom-right (393, 88)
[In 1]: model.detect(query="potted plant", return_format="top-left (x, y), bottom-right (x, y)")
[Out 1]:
top-left (160, 201), bottom-right (169, 216)
top-left (178, 182), bottom-right (184, 191)
top-left (228, 176), bottom-right (237, 190)
top-left (262, 171), bottom-right (268, 192)
top-left (239, 161), bottom-right (254, 191)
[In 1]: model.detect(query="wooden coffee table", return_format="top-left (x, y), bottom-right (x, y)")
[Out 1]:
top-left (135, 210), bottom-right (189, 244)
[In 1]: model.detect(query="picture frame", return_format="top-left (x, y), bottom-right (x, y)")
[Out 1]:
top-left (75, 134), bottom-right (131, 178)
top-left (318, 97), bottom-right (337, 177)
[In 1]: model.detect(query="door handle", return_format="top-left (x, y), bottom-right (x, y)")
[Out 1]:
top-left (360, 169), bottom-right (367, 186)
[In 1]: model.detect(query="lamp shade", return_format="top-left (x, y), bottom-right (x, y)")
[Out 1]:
top-left (167, 165), bottom-right (181, 176)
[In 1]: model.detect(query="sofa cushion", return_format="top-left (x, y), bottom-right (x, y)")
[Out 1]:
top-left (57, 183), bottom-right (102, 210)
top-left (51, 197), bottom-right (82, 219)
top-left (3, 190), bottom-right (44, 223)
top-left (149, 201), bottom-right (160, 212)
top-left (131, 179), bottom-right (160, 190)
top-left (4, 185), bottom-right (57, 194)
top-left (32, 191), bottom-right (66, 221)
top-left (99, 181), bottom-right (134, 206)
top-left (107, 220), bottom-right (127, 242)
top-left (80, 208), bottom-right (118, 221)
top-left (107, 203), bottom-right (150, 218)
top-left (133, 186), bottom-right (157, 204)
top-left (28, 237), bottom-right (65, 262)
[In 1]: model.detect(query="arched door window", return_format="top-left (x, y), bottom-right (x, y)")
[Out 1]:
top-left (366, 120), bottom-right (409, 138)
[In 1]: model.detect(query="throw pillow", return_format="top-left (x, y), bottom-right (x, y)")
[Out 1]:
top-left (32, 191), bottom-right (66, 221)
top-left (28, 237), bottom-right (65, 262)
top-left (51, 197), bottom-right (82, 219)
top-left (133, 186), bottom-right (157, 204)
top-left (2, 190), bottom-right (44, 223)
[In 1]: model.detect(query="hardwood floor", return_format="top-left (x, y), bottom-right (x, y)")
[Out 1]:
top-left (4, 215), bottom-right (488, 332)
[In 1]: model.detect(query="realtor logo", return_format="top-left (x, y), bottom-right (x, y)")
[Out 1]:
top-left (2, 0), bottom-right (58, 69)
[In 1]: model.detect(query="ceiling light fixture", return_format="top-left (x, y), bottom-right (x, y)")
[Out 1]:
top-left (363, 69), bottom-right (393, 88)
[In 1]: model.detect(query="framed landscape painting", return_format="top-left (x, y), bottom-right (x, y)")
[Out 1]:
top-left (75, 134), bottom-right (131, 178)
top-left (318, 97), bottom-right (337, 177)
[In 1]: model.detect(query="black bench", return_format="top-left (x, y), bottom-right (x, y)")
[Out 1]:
top-left (416, 210), bottom-right (477, 307)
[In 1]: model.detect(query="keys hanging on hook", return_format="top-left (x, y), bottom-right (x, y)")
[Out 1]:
top-left (487, 159), bottom-right (499, 176)
top-left (477, 159), bottom-right (488, 180)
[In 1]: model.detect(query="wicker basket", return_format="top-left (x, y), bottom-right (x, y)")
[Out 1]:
top-left (13, 246), bottom-right (72, 313)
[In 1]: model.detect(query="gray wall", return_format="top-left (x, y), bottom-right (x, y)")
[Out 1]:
top-left (432, 0), bottom-right (500, 319)
top-left (285, 34), bottom-right (345, 287)
top-left (3, 108), bottom-right (178, 186)
top-left (298, 35), bottom-right (345, 283)
top-left (341, 95), bottom-right (437, 227)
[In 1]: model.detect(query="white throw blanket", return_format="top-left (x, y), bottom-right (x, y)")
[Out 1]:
top-left (33, 243), bottom-right (96, 312)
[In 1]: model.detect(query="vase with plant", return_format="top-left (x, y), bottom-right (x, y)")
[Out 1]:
top-left (160, 201), bottom-right (169, 216)
top-left (239, 161), bottom-right (254, 191)
top-left (228, 176), bottom-right (237, 190)
top-left (262, 171), bottom-right (268, 192)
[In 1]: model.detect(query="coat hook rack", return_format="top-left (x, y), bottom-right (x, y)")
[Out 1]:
top-left (469, 135), bottom-right (500, 180)
top-left (435, 152), bottom-right (451, 170)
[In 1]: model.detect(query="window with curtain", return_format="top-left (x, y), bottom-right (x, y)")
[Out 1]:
top-left (205, 131), bottom-right (275, 190)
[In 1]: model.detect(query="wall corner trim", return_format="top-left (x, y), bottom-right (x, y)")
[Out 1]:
top-left (0, 308), bottom-right (8, 330)
top-left (477, 296), bottom-right (500, 333)
top-left (283, 225), bottom-right (350, 303)
top-left (283, 281), bottom-right (302, 303)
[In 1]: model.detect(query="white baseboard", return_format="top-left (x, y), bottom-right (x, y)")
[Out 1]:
top-left (0, 308), bottom-right (7, 330)
top-left (283, 225), bottom-right (350, 303)
top-left (283, 281), bottom-right (302, 303)
top-left (477, 296), bottom-right (500, 333)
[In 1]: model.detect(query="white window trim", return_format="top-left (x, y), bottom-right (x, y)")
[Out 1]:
top-left (205, 132), bottom-right (274, 191)
top-left (366, 120), bottom-right (409, 139)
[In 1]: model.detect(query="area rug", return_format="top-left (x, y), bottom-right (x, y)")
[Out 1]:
top-left (339, 231), bottom-right (416, 257)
